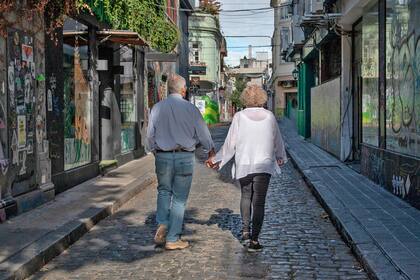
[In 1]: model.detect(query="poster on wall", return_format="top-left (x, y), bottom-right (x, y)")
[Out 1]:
top-left (17, 115), bottom-right (26, 148)
top-left (6, 28), bottom-right (36, 182)
top-left (21, 44), bottom-right (33, 63)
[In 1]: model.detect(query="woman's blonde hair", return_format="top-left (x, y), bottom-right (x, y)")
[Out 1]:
top-left (240, 84), bottom-right (268, 108)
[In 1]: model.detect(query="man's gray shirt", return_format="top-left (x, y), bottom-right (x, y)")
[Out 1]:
top-left (146, 94), bottom-right (214, 152)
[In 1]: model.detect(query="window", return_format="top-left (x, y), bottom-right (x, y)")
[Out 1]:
top-left (280, 6), bottom-right (290, 20)
top-left (119, 47), bottom-right (136, 153)
top-left (359, 3), bottom-right (379, 147)
top-left (385, 0), bottom-right (420, 157)
top-left (63, 18), bottom-right (92, 170)
top-left (280, 28), bottom-right (290, 51)
top-left (190, 42), bottom-right (201, 64)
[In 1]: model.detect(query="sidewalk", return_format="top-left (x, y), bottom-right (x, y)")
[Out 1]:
top-left (0, 155), bottom-right (157, 280)
top-left (279, 118), bottom-right (420, 280)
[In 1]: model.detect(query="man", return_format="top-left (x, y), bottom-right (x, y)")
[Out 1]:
top-left (147, 74), bottom-right (215, 250)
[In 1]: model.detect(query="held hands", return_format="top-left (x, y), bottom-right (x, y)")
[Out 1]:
top-left (205, 149), bottom-right (220, 170)
top-left (277, 159), bottom-right (285, 166)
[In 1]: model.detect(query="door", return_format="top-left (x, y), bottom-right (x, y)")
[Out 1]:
top-left (352, 20), bottom-right (363, 160)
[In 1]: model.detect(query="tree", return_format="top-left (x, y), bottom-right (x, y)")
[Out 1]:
top-left (230, 78), bottom-right (247, 110)
top-left (199, 0), bottom-right (221, 15)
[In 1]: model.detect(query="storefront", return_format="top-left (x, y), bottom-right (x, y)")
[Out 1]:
top-left (353, 0), bottom-right (420, 209)
top-left (46, 15), bottom-right (147, 193)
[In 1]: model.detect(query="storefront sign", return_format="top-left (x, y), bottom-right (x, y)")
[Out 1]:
top-left (190, 65), bottom-right (206, 75)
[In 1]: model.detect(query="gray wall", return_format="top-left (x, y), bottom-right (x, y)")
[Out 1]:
top-left (311, 77), bottom-right (341, 158)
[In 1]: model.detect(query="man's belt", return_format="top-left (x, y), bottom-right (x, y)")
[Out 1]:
top-left (156, 148), bottom-right (193, 153)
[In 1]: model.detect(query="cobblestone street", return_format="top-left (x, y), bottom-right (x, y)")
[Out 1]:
top-left (30, 126), bottom-right (368, 280)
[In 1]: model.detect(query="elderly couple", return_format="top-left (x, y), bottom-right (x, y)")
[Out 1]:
top-left (146, 74), bottom-right (287, 252)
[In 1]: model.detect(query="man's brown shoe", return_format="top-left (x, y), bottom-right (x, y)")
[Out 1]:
top-left (165, 240), bottom-right (190, 250)
top-left (154, 224), bottom-right (167, 245)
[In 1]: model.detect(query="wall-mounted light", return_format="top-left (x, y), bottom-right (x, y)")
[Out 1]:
top-left (292, 68), bottom-right (299, 80)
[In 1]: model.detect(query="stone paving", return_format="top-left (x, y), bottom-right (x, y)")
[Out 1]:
top-left (29, 125), bottom-right (368, 280)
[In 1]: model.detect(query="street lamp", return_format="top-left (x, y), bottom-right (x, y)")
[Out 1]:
top-left (292, 68), bottom-right (299, 80)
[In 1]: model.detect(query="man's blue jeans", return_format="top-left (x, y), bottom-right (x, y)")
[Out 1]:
top-left (155, 151), bottom-right (194, 242)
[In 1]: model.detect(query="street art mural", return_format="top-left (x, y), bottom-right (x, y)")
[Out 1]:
top-left (386, 0), bottom-right (420, 157)
top-left (202, 96), bottom-right (219, 125)
top-left (362, 145), bottom-right (420, 210)
top-left (0, 99), bottom-right (8, 176)
top-left (6, 28), bottom-right (37, 192)
top-left (63, 34), bottom-right (92, 170)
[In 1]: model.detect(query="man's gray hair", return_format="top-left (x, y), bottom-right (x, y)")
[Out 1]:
top-left (168, 74), bottom-right (186, 94)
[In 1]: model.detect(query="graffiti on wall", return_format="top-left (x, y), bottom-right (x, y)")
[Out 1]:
top-left (386, 0), bottom-right (420, 157)
top-left (0, 99), bottom-right (8, 175)
top-left (362, 145), bottom-right (420, 210)
top-left (6, 28), bottom-right (36, 182)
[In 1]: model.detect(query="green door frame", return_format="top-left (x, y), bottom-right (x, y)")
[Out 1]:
top-left (297, 62), bottom-right (315, 138)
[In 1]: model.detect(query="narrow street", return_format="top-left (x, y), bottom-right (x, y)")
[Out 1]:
top-left (30, 125), bottom-right (368, 280)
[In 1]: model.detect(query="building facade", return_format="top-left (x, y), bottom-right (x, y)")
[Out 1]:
top-left (270, 0), bottom-right (299, 118)
top-left (0, 3), bottom-right (53, 221)
top-left (188, 11), bottom-right (226, 124)
top-left (285, 0), bottom-right (420, 210)
top-left (0, 1), bottom-right (186, 221)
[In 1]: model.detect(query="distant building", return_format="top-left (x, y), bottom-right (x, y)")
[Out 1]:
top-left (188, 11), bottom-right (227, 123)
top-left (269, 0), bottom-right (298, 118)
top-left (228, 47), bottom-right (273, 110)
top-left (232, 47), bottom-right (271, 87)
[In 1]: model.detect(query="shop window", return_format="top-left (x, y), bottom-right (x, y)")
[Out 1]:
top-left (385, 0), bottom-right (420, 157)
top-left (63, 18), bottom-right (92, 170)
top-left (119, 47), bottom-right (136, 153)
top-left (360, 3), bottom-right (380, 147)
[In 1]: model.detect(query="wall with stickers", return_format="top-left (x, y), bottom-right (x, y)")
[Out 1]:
top-left (0, 6), bottom-right (53, 221)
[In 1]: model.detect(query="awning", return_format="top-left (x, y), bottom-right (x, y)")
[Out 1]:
top-left (145, 52), bottom-right (178, 62)
top-left (96, 30), bottom-right (149, 46)
top-left (63, 30), bottom-right (149, 46)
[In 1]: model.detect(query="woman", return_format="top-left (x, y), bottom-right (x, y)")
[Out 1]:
top-left (207, 84), bottom-right (287, 252)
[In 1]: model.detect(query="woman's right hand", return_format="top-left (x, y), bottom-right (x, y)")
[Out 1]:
top-left (277, 159), bottom-right (285, 166)
top-left (205, 157), bottom-right (220, 170)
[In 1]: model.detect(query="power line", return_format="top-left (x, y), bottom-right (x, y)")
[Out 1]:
top-left (153, 3), bottom-right (272, 13)
top-left (224, 35), bottom-right (272, 38)
top-left (219, 10), bottom-right (273, 17)
top-left (196, 45), bottom-right (274, 49)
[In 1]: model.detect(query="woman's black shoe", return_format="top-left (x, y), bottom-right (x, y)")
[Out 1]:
top-left (241, 232), bottom-right (250, 245)
top-left (247, 241), bottom-right (263, 252)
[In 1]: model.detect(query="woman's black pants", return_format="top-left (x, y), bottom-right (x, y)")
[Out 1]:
top-left (239, 173), bottom-right (271, 241)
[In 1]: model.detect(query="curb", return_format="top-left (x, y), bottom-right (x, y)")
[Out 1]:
top-left (286, 150), bottom-right (406, 280)
top-left (0, 174), bottom-right (157, 280)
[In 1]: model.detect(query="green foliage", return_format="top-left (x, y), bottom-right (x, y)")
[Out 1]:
top-left (199, 0), bottom-right (221, 15)
top-left (90, 0), bottom-right (179, 53)
top-left (230, 78), bottom-right (246, 109)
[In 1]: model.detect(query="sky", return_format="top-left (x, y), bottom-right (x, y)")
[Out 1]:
top-left (219, 0), bottom-right (274, 66)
